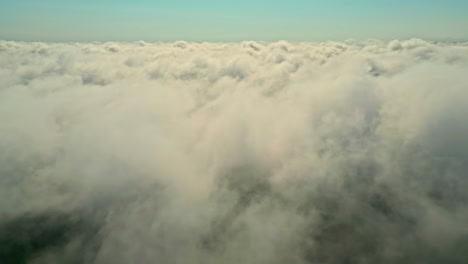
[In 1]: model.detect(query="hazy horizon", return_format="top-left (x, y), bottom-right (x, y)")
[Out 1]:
top-left (1, 0), bottom-right (468, 42)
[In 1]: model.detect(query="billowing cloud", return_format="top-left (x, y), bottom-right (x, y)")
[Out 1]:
top-left (1, 39), bottom-right (468, 264)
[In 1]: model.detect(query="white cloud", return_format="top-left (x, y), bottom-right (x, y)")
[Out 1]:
top-left (0, 39), bottom-right (468, 263)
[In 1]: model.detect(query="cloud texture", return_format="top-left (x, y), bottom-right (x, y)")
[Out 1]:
top-left (1, 39), bottom-right (468, 263)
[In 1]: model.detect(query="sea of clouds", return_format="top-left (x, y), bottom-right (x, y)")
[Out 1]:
top-left (1, 39), bottom-right (468, 263)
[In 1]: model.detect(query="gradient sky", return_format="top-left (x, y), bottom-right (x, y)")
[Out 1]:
top-left (1, 0), bottom-right (467, 42)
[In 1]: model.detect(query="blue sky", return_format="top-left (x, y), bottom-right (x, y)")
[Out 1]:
top-left (1, 0), bottom-right (467, 42)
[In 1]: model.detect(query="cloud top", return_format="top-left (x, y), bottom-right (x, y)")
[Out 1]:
top-left (1, 39), bottom-right (468, 263)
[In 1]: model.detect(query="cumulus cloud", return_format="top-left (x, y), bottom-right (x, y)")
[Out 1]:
top-left (0, 39), bottom-right (468, 264)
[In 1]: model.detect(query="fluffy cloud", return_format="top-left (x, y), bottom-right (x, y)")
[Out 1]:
top-left (1, 39), bottom-right (468, 264)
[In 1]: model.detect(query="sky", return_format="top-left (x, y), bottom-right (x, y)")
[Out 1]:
top-left (1, 0), bottom-right (468, 42)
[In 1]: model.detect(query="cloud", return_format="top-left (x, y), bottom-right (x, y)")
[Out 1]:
top-left (0, 39), bottom-right (468, 263)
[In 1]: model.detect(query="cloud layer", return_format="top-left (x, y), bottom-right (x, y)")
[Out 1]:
top-left (1, 39), bottom-right (468, 263)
